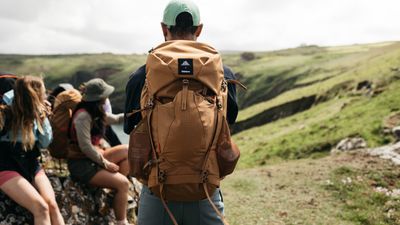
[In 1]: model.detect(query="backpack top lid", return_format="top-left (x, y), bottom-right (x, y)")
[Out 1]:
top-left (53, 89), bottom-right (82, 110)
top-left (146, 40), bottom-right (224, 96)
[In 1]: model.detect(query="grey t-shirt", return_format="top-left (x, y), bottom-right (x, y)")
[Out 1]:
top-left (73, 110), bottom-right (124, 167)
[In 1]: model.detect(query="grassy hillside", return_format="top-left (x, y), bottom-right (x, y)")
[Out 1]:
top-left (0, 53), bottom-right (146, 112)
top-left (2, 41), bottom-right (400, 165)
top-left (225, 42), bottom-right (400, 168)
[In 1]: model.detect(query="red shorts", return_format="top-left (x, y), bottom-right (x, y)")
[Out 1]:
top-left (0, 169), bottom-right (44, 187)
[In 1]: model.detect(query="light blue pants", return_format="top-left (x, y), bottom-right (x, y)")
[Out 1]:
top-left (138, 186), bottom-right (225, 225)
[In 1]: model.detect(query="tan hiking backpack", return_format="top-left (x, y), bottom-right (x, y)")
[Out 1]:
top-left (128, 40), bottom-right (242, 224)
top-left (48, 89), bottom-right (82, 159)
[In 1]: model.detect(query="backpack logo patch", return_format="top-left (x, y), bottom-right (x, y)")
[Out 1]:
top-left (178, 59), bottom-right (193, 75)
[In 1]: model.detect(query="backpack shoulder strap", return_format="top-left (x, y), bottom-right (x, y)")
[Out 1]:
top-left (67, 108), bottom-right (87, 140)
top-left (0, 106), bottom-right (11, 137)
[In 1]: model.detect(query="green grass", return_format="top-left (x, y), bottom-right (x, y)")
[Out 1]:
top-left (324, 164), bottom-right (400, 224)
top-left (236, 42), bottom-right (400, 121)
top-left (223, 153), bottom-right (383, 225)
top-left (235, 78), bottom-right (400, 168)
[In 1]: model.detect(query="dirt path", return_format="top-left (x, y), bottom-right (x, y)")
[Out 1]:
top-left (222, 153), bottom-right (394, 225)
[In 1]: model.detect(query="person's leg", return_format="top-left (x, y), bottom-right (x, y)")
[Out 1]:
top-left (89, 169), bottom-right (130, 221)
top-left (103, 144), bottom-right (129, 176)
top-left (138, 186), bottom-right (182, 225)
top-left (0, 173), bottom-right (51, 225)
top-left (33, 170), bottom-right (65, 225)
top-left (118, 159), bottom-right (129, 176)
top-left (197, 188), bottom-right (225, 225)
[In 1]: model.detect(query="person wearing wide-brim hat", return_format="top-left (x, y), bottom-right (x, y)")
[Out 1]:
top-left (67, 78), bottom-right (131, 225)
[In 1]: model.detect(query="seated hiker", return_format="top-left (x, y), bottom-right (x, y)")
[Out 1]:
top-left (50, 84), bottom-right (122, 147)
top-left (0, 76), bottom-right (65, 225)
top-left (67, 78), bottom-right (131, 225)
top-left (48, 83), bottom-right (122, 160)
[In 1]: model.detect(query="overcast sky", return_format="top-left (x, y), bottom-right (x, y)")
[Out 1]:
top-left (0, 0), bottom-right (399, 54)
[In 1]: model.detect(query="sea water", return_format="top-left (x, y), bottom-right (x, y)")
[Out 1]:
top-left (111, 124), bottom-right (129, 144)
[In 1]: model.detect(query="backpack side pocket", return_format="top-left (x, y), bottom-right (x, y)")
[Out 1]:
top-left (216, 117), bottom-right (240, 178)
top-left (128, 117), bottom-right (152, 183)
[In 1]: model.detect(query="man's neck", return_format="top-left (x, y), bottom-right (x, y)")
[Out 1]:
top-left (168, 35), bottom-right (196, 41)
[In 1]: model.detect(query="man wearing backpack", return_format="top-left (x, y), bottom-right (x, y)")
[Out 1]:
top-left (124, 1), bottom-right (239, 224)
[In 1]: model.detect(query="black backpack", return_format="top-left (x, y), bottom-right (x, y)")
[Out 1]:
top-left (0, 74), bottom-right (17, 101)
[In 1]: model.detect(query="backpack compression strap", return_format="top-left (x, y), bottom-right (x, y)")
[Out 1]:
top-left (145, 103), bottom-right (180, 225)
top-left (200, 109), bottom-right (230, 225)
top-left (227, 79), bottom-right (247, 90)
top-left (155, 99), bottom-right (230, 225)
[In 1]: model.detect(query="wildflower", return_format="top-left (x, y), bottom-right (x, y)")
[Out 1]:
top-left (341, 177), bottom-right (352, 185)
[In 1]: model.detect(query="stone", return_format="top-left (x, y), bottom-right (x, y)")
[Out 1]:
top-left (368, 142), bottom-right (400, 166)
top-left (333, 137), bottom-right (367, 152)
top-left (392, 126), bottom-right (400, 141)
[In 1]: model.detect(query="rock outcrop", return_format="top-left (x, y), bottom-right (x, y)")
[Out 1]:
top-left (0, 174), bottom-right (141, 225)
top-left (332, 137), bottom-right (367, 153)
top-left (368, 142), bottom-right (400, 165)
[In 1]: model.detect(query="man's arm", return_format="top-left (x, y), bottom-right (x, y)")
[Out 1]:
top-left (124, 65), bottom-right (146, 134)
top-left (223, 66), bottom-right (239, 124)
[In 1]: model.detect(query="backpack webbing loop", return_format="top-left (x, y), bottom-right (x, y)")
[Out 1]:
top-left (181, 79), bottom-right (189, 111)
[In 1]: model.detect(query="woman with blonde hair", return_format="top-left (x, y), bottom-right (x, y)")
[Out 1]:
top-left (0, 76), bottom-right (65, 225)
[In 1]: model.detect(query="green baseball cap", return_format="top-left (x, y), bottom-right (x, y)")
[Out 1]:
top-left (162, 0), bottom-right (201, 27)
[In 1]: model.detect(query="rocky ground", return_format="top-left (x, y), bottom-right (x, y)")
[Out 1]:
top-left (0, 174), bottom-right (141, 225)
top-left (368, 142), bottom-right (400, 165)
top-left (332, 136), bottom-right (400, 165)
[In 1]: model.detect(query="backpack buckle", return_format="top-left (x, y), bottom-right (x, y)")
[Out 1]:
top-left (158, 170), bottom-right (166, 183)
top-left (216, 98), bottom-right (223, 110)
top-left (147, 97), bottom-right (154, 109)
top-left (201, 170), bottom-right (209, 183)
top-left (221, 80), bottom-right (227, 92)
top-left (182, 79), bottom-right (189, 85)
